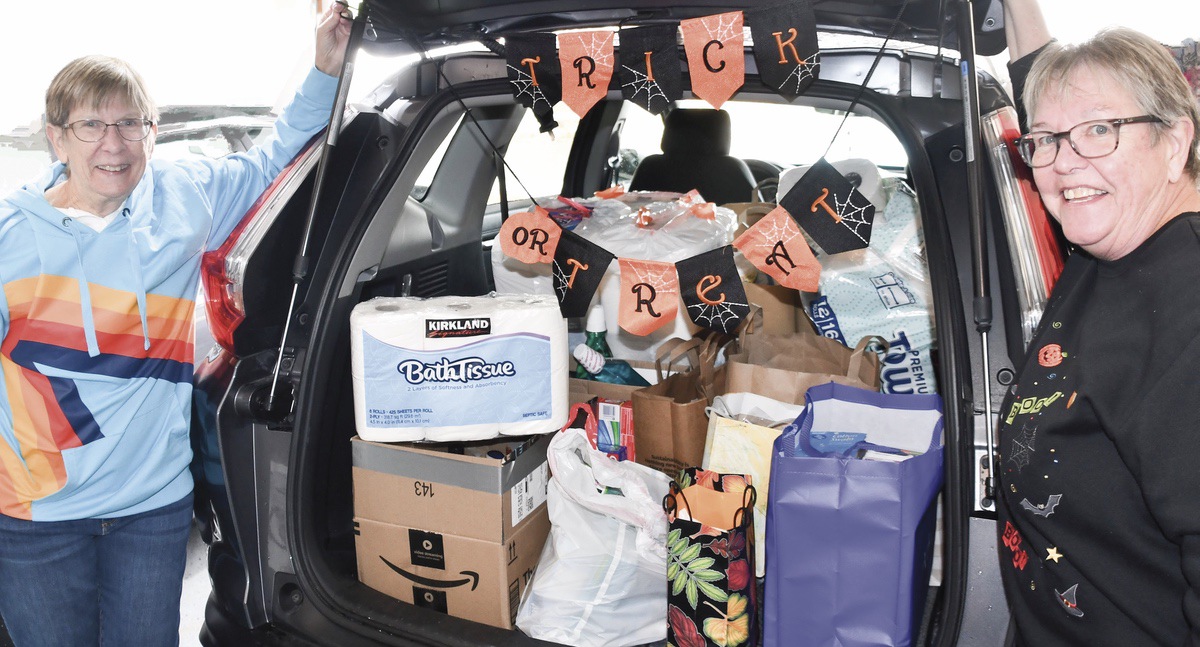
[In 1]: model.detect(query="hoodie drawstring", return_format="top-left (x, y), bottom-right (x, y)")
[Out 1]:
top-left (64, 218), bottom-right (101, 357)
top-left (123, 210), bottom-right (151, 351)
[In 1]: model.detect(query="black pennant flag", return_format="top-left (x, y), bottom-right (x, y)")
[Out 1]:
top-left (618, 25), bottom-right (683, 115)
top-left (552, 229), bottom-right (615, 318)
top-left (675, 246), bottom-right (750, 335)
top-left (748, 1), bottom-right (820, 99)
top-left (779, 157), bottom-right (876, 255)
top-left (506, 33), bottom-right (562, 125)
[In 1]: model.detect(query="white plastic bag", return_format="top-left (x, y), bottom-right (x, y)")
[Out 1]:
top-left (515, 429), bottom-right (672, 647)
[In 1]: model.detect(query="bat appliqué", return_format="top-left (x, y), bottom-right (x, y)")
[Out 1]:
top-left (1020, 494), bottom-right (1062, 518)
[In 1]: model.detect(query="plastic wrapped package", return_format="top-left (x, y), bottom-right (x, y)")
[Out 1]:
top-left (809, 176), bottom-right (938, 394)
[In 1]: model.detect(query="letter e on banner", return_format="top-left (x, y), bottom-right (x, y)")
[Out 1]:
top-left (681, 12), bottom-right (745, 109)
top-left (499, 207), bottom-right (561, 264)
top-left (732, 205), bottom-right (820, 291)
top-left (618, 258), bottom-right (679, 336)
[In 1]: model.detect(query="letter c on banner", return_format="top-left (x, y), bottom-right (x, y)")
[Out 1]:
top-left (697, 275), bottom-right (726, 305)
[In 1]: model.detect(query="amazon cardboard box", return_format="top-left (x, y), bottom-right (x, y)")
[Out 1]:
top-left (351, 434), bottom-right (552, 629)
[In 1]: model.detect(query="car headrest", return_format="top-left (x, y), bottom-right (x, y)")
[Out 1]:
top-left (777, 158), bottom-right (888, 211)
top-left (660, 109), bottom-right (733, 157)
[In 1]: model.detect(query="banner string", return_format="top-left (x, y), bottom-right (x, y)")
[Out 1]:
top-left (821, 0), bottom-right (914, 160)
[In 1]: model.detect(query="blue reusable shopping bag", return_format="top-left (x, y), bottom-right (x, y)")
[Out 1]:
top-left (763, 382), bottom-right (943, 647)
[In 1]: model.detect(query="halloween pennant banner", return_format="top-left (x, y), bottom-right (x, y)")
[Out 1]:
top-left (747, 1), bottom-right (821, 99)
top-left (617, 24), bottom-right (684, 115)
top-left (506, 33), bottom-right (562, 125)
top-left (559, 31), bottom-right (616, 118)
top-left (552, 228), bottom-right (615, 318)
top-left (498, 206), bottom-right (562, 264)
top-left (675, 246), bottom-right (751, 334)
top-left (618, 258), bottom-right (681, 336)
top-left (681, 11), bottom-right (745, 109)
top-left (733, 205), bottom-right (821, 291)
top-left (779, 157), bottom-right (876, 255)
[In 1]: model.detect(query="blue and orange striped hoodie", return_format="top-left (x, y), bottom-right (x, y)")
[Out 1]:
top-left (0, 68), bottom-right (336, 521)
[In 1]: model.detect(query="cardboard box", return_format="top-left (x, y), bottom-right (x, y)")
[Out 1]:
top-left (354, 509), bottom-right (549, 629)
top-left (352, 434), bottom-right (550, 543)
top-left (352, 434), bottom-right (552, 628)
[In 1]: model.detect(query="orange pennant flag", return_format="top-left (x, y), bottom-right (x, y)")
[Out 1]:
top-left (732, 205), bottom-right (821, 291)
top-left (559, 31), bottom-right (615, 118)
top-left (681, 12), bottom-right (745, 109)
top-left (618, 258), bottom-right (680, 336)
top-left (498, 206), bottom-right (562, 264)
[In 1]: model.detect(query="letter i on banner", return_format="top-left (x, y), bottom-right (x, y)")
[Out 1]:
top-left (747, 1), bottom-right (820, 99)
top-left (778, 158), bottom-right (875, 255)
top-left (681, 12), bottom-right (745, 109)
top-left (559, 31), bottom-right (615, 118)
top-left (498, 206), bottom-right (562, 264)
top-left (618, 258), bottom-right (680, 336)
top-left (732, 205), bottom-right (821, 291)
top-left (552, 229), bottom-right (615, 318)
top-left (506, 33), bottom-right (562, 124)
top-left (618, 25), bottom-right (683, 115)
top-left (675, 246), bottom-right (750, 334)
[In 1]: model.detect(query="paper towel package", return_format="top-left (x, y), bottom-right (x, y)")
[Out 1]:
top-left (350, 294), bottom-right (569, 442)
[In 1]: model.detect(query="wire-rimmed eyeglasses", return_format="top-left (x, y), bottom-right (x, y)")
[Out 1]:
top-left (1014, 115), bottom-right (1163, 168)
top-left (62, 118), bottom-right (154, 143)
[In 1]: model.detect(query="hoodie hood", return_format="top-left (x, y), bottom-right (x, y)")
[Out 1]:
top-left (4, 163), bottom-right (152, 356)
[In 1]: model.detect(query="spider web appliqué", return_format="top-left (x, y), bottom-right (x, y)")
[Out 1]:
top-left (508, 64), bottom-right (552, 113)
top-left (687, 297), bottom-right (749, 332)
top-left (780, 52), bottom-right (821, 95)
top-left (834, 193), bottom-right (872, 246)
top-left (621, 66), bottom-right (669, 110)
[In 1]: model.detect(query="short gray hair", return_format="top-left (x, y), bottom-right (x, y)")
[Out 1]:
top-left (45, 55), bottom-right (159, 129)
top-left (1023, 27), bottom-right (1200, 180)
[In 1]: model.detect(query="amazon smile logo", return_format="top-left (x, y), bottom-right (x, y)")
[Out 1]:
top-left (379, 556), bottom-right (480, 591)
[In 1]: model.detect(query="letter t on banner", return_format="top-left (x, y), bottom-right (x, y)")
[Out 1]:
top-left (559, 31), bottom-right (615, 118)
top-left (552, 229), bottom-right (615, 318)
top-left (506, 33), bottom-right (562, 127)
top-left (681, 12), bottom-right (745, 109)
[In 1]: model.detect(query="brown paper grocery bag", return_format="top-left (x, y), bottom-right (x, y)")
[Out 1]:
top-left (725, 309), bottom-right (883, 405)
top-left (632, 336), bottom-right (728, 478)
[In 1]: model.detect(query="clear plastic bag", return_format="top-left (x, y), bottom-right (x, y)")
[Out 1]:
top-left (515, 429), bottom-right (672, 647)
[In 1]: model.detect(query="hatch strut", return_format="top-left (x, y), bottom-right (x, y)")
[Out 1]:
top-left (266, 6), bottom-right (367, 413)
top-left (955, 0), bottom-right (997, 503)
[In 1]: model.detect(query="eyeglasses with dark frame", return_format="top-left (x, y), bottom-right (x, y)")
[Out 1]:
top-left (1014, 115), bottom-right (1163, 168)
top-left (61, 118), bottom-right (155, 143)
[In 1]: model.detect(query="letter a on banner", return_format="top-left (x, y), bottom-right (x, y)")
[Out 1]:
top-left (506, 33), bottom-right (562, 124)
top-left (747, 1), bottom-right (820, 99)
top-left (498, 206), bottom-right (562, 264)
top-left (675, 246), bottom-right (750, 334)
top-left (681, 12), bottom-right (745, 109)
top-left (552, 229), bottom-right (615, 318)
top-left (618, 258), bottom-right (680, 336)
top-left (559, 31), bottom-right (615, 118)
top-left (618, 25), bottom-right (683, 115)
top-left (733, 205), bottom-right (821, 291)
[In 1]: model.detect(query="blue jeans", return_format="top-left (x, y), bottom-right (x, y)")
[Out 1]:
top-left (0, 493), bottom-right (193, 647)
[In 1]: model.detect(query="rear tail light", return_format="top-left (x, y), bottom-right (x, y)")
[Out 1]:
top-left (200, 143), bottom-right (322, 355)
top-left (981, 106), bottom-right (1065, 346)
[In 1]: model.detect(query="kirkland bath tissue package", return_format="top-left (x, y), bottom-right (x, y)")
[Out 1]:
top-left (350, 294), bottom-right (569, 442)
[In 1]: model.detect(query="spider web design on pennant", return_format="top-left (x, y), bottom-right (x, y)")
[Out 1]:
top-left (620, 66), bottom-right (670, 111)
top-left (702, 13), bottom-right (742, 49)
top-left (833, 192), bottom-right (873, 246)
top-left (551, 259), bottom-right (572, 301)
top-left (578, 32), bottom-right (615, 72)
top-left (1008, 422), bottom-right (1037, 471)
top-left (508, 63), bottom-right (553, 114)
top-left (779, 52), bottom-right (821, 97)
top-left (687, 297), bottom-right (750, 332)
top-left (627, 262), bottom-right (679, 299)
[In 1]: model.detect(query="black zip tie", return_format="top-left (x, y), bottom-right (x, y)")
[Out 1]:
top-left (822, 0), bottom-right (913, 160)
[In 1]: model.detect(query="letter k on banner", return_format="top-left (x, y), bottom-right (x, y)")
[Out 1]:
top-left (747, 1), bottom-right (820, 99)
top-left (681, 12), bottom-right (745, 109)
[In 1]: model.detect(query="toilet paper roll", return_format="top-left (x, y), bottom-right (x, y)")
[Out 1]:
top-left (350, 293), bottom-right (568, 442)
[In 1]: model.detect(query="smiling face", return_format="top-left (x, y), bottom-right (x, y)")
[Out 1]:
top-left (1030, 65), bottom-right (1195, 260)
top-left (46, 94), bottom-right (155, 216)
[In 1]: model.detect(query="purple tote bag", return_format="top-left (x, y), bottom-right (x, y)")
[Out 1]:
top-left (763, 382), bottom-right (943, 647)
